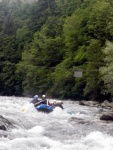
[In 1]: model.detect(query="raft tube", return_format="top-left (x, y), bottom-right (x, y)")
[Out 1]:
top-left (35, 104), bottom-right (53, 113)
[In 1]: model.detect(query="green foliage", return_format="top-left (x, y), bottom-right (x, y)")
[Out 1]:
top-left (0, 60), bottom-right (23, 95)
top-left (16, 15), bottom-right (64, 96)
top-left (84, 39), bottom-right (103, 100)
top-left (49, 58), bottom-right (74, 99)
top-left (86, 0), bottom-right (113, 41)
top-left (0, 33), bottom-right (23, 95)
top-left (55, 0), bottom-right (82, 16)
top-left (100, 41), bottom-right (113, 99)
top-left (1, 0), bottom-right (113, 101)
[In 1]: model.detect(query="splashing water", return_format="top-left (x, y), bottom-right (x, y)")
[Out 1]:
top-left (0, 96), bottom-right (113, 150)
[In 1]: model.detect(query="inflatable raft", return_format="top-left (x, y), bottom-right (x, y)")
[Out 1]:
top-left (35, 104), bottom-right (53, 113)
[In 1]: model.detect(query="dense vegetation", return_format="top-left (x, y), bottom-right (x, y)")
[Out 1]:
top-left (1, 0), bottom-right (113, 101)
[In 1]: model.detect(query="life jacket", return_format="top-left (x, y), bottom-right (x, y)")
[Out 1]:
top-left (30, 98), bottom-right (40, 104)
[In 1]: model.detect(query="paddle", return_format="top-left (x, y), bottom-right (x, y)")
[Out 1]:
top-left (34, 101), bottom-right (42, 107)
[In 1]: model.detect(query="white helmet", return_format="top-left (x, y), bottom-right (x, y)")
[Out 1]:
top-left (42, 95), bottom-right (46, 98)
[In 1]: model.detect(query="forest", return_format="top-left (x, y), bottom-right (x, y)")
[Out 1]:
top-left (0, 0), bottom-right (113, 101)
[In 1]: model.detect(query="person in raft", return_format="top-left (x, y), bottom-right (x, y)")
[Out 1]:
top-left (41, 95), bottom-right (49, 105)
top-left (30, 95), bottom-right (40, 105)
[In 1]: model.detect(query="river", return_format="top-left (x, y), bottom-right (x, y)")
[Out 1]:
top-left (0, 96), bottom-right (113, 150)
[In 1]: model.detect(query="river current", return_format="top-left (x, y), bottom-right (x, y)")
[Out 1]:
top-left (0, 96), bottom-right (113, 150)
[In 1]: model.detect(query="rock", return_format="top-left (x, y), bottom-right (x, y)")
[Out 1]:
top-left (79, 100), bottom-right (113, 109)
top-left (79, 101), bottom-right (86, 106)
top-left (0, 125), bottom-right (6, 131)
top-left (79, 100), bottom-right (99, 107)
top-left (107, 102), bottom-right (113, 108)
top-left (0, 115), bottom-right (13, 131)
top-left (100, 113), bottom-right (113, 121)
top-left (100, 100), bottom-right (113, 109)
top-left (98, 108), bottom-right (104, 113)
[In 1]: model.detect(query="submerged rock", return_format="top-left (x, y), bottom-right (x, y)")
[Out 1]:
top-left (0, 125), bottom-right (6, 131)
top-left (0, 115), bottom-right (13, 131)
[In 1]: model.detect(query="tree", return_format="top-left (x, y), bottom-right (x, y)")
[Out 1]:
top-left (84, 39), bottom-right (103, 100)
top-left (16, 16), bottom-right (64, 96)
top-left (100, 41), bottom-right (113, 100)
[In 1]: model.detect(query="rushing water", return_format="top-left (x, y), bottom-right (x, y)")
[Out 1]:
top-left (0, 96), bottom-right (113, 150)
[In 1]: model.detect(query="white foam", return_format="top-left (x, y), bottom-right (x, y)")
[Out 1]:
top-left (0, 96), bottom-right (113, 150)
top-left (53, 107), bottom-right (63, 114)
top-left (21, 103), bottom-right (37, 113)
top-left (83, 131), bottom-right (113, 150)
top-left (28, 126), bottom-right (44, 135)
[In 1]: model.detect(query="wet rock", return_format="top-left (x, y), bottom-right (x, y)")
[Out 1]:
top-left (98, 108), bottom-right (104, 113)
top-left (79, 101), bottom-right (86, 106)
top-left (79, 100), bottom-right (113, 109)
top-left (0, 125), bottom-right (6, 131)
top-left (99, 100), bottom-right (113, 109)
top-left (101, 100), bottom-right (110, 107)
top-left (100, 113), bottom-right (113, 121)
top-left (79, 100), bottom-right (100, 107)
top-left (0, 115), bottom-right (13, 131)
top-left (106, 102), bottom-right (113, 108)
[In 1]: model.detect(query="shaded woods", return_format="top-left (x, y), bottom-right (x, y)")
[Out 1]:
top-left (1, 0), bottom-right (113, 101)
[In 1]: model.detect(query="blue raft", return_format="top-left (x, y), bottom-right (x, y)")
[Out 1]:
top-left (35, 104), bottom-right (53, 113)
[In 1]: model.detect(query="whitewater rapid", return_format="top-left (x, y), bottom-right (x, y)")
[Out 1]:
top-left (0, 96), bottom-right (113, 150)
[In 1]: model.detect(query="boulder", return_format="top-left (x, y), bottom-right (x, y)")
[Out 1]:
top-left (79, 100), bottom-right (99, 107)
top-left (0, 125), bottom-right (6, 131)
top-left (0, 115), bottom-right (13, 131)
top-left (100, 113), bottom-right (113, 121)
